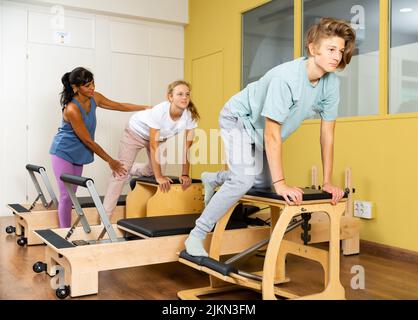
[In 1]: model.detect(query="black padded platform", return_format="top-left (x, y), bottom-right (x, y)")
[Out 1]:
top-left (179, 250), bottom-right (238, 276)
top-left (8, 196), bottom-right (125, 213)
top-left (179, 250), bottom-right (206, 265)
top-left (8, 204), bottom-right (30, 213)
top-left (77, 195), bottom-right (126, 208)
top-left (129, 176), bottom-right (202, 190)
top-left (35, 229), bottom-right (75, 249)
top-left (245, 187), bottom-right (348, 201)
top-left (117, 214), bottom-right (247, 238)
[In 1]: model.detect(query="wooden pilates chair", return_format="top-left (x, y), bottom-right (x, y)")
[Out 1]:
top-left (178, 187), bottom-right (355, 300)
top-left (126, 176), bottom-right (204, 218)
top-left (301, 166), bottom-right (359, 255)
top-left (5, 164), bottom-right (125, 246)
top-left (32, 174), bottom-right (270, 299)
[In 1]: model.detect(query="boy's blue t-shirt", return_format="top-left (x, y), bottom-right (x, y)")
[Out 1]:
top-left (227, 57), bottom-right (340, 148)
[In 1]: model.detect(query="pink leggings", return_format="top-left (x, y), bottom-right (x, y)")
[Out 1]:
top-left (51, 154), bottom-right (83, 228)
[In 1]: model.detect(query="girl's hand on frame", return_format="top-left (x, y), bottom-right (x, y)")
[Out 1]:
top-left (156, 176), bottom-right (173, 193)
top-left (179, 175), bottom-right (192, 190)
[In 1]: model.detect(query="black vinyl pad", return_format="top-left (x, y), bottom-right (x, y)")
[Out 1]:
top-left (117, 214), bottom-right (247, 238)
top-left (34, 229), bottom-right (75, 249)
top-left (179, 250), bottom-right (206, 265)
top-left (179, 250), bottom-right (237, 276)
top-left (77, 195), bottom-right (126, 208)
top-left (129, 176), bottom-right (202, 190)
top-left (8, 196), bottom-right (126, 212)
top-left (201, 257), bottom-right (238, 276)
top-left (246, 187), bottom-right (348, 201)
top-left (8, 204), bottom-right (30, 213)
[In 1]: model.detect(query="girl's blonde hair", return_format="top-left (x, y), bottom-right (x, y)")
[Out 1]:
top-left (167, 80), bottom-right (200, 121)
top-left (305, 17), bottom-right (356, 69)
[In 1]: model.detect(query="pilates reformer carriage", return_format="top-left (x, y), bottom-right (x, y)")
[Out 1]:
top-left (31, 168), bottom-right (359, 299)
top-left (32, 174), bottom-right (269, 299)
top-left (4, 164), bottom-right (125, 246)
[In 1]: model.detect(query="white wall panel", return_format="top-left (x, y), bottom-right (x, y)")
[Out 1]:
top-left (149, 57), bottom-right (183, 105)
top-left (149, 23), bottom-right (184, 59)
top-left (1, 5), bottom-right (28, 213)
top-left (110, 21), bottom-right (149, 55)
top-left (28, 11), bottom-right (95, 48)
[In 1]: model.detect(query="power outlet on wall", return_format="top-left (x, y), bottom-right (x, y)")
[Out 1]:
top-left (353, 200), bottom-right (373, 219)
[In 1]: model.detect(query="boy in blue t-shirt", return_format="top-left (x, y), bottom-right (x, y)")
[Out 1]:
top-left (185, 17), bottom-right (357, 257)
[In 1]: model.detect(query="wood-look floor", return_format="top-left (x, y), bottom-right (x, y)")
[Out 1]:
top-left (1, 216), bottom-right (417, 300)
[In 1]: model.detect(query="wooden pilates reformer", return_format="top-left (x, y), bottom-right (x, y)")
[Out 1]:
top-left (32, 174), bottom-right (270, 299)
top-left (4, 164), bottom-right (125, 246)
top-left (177, 182), bottom-right (358, 300)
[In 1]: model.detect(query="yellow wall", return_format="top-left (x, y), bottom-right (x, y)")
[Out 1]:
top-left (185, 0), bottom-right (418, 252)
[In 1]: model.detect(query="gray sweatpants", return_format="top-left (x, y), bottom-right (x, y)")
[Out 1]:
top-left (190, 103), bottom-right (271, 240)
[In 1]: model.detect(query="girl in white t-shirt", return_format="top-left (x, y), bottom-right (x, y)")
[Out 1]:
top-left (103, 80), bottom-right (199, 217)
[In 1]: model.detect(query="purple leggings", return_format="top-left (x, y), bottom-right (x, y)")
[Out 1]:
top-left (51, 155), bottom-right (83, 228)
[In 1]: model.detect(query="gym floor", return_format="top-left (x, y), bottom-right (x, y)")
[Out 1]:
top-left (1, 216), bottom-right (417, 300)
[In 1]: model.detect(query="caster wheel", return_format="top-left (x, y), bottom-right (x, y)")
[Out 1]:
top-left (56, 286), bottom-right (70, 299)
top-left (6, 226), bottom-right (16, 234)
top-left (17, 237), bottom-right (27, 246)
top-left (33, 261), bottom-right (47, 273)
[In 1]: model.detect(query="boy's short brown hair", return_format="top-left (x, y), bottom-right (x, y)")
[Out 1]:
top-left (305, 17), bottom-right (356, 69)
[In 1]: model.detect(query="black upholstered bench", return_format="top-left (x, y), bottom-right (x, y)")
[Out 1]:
top-left (129, 175), bottom-right (202, 190)
top-left (8, 195), bottom-right (126, 214)
top-left (117, 213), bottom-right (247, 238)
top-left (245, 187), bottom-right (348, 201)
top-left (78, 195), bottom-right (126, 208)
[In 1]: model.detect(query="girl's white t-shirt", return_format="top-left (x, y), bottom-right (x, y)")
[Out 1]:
top-left (128, 101), bottom-right (197, 141)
